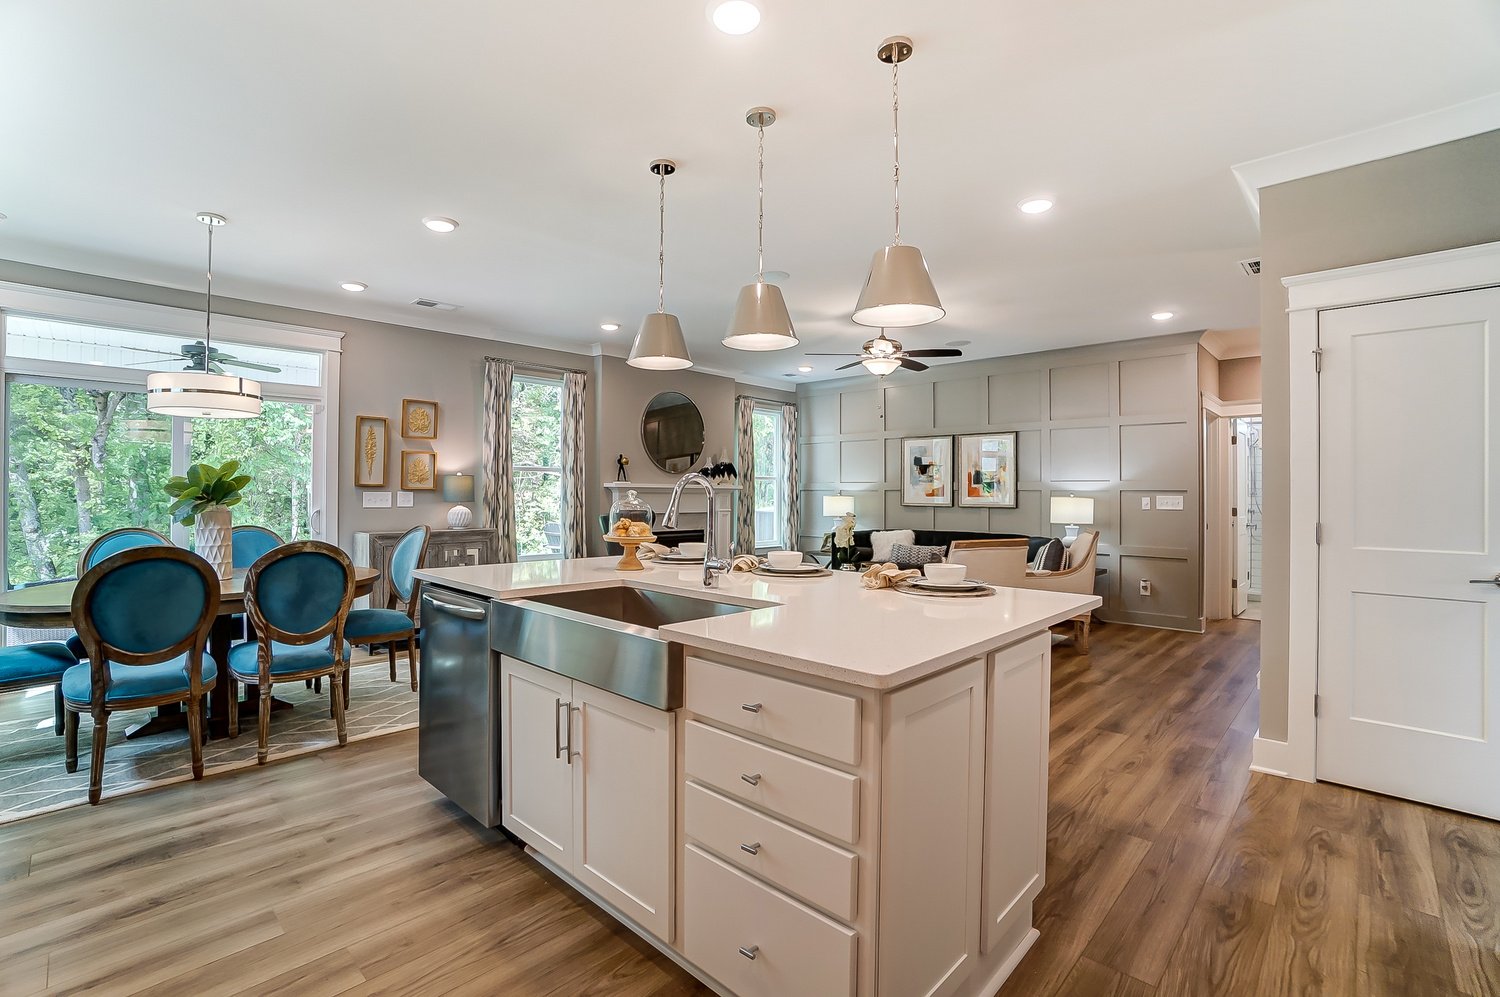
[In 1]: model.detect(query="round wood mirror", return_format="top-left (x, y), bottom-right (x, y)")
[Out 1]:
top-left (640, 391), bottom-right (704, 473)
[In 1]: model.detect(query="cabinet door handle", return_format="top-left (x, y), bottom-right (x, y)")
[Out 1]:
top-left (567, 704), bottom-right (579, 762)
top-left (741, 702), bottom-right (762, 714)
top-left (739, 841), bottom-right (761, 855)
top-left (1469, 574), bottom-right (1500, 586)
top-left (740, 772), bottom-right (761, 786)
top-left (555, 698), bottom-right (565, 759)
top-left (738, 945), bottom-right (759, 961)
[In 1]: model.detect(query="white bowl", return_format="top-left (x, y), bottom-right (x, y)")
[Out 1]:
top-left (677, 542), bottom-right (707, 559)
top-left (923, 562), bottom-right (967, 584)
top-left (766, 550), bottom-right (803, 570)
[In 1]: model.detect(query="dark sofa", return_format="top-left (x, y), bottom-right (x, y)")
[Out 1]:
top-left (850, 529), bottom-right (1054, 567)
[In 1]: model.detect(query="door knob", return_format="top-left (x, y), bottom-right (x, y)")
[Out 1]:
top-left (1468, 573), bottom-right (1500, 586)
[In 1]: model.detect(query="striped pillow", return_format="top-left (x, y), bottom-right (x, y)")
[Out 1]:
top-left (1034, 538), bottom-right (1066, 572)
top-left (890, 543), bottom-right (946, 566)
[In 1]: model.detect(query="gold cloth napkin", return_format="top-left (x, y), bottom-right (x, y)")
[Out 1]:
top-left (635, 542), bottom-right (672, 561)
top-left (861, 562), bottom-right (921, 589)
top-left (729, 554), bottom-right (761, 572)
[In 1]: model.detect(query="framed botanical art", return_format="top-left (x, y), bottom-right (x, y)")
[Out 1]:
top-left (353, 416), bottom-right (388, 488)
top-left (401, 398), bottom-right (439, 440)
top-left (956, 432), bottom-right (1019, 508)
top-left (901, 436), bottom-right (954, 507)
top-left (400, 450), bottom-right (437, 490)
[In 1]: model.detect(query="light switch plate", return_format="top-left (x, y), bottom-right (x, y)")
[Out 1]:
top-left (1141, 496), bottom-right (1152, 510)
top-left (1156, 494), bottom-right (1185, 511)
top-left (396, 491), bottom-right (414, 508)
top-left (362, 491), bottom-right (392, 508)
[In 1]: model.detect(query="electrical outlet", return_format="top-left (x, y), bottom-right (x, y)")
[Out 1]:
top-left (1141, 496), bottom-right (1152, 510)
top-left (1139, 579), bottom-right (1152, 596)
top-left (362, 491), bottom-right (392, 509)
top-left (396, 491), bottom-right (414, 508)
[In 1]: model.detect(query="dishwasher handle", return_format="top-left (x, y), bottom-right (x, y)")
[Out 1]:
top-left (422, 592), bottom-right (489, 620)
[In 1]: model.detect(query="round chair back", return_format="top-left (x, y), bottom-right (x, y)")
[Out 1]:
top-left (388, 525), bottom-right (431, 604)
top-left (231, 525), bottom-right (284, 569)
top-left (79, 527), bottom-right (169, 574)
top-left (245, 541), bottom-right (355, 646)
top-left (72, 547), bottom-right (220, 670)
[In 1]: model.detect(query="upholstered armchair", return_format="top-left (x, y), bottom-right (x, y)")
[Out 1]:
top-left (945, 538), bottom-right (1030, 586)
top-left (1017, 530), bottom-right (1100, 652)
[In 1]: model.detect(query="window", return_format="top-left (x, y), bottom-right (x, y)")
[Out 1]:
top-left (1, 298), bottom-right (340, 588)
top-left (510, 377), bottom-right (564, 560)
top-left (751, 406), bottom-right (784, 549)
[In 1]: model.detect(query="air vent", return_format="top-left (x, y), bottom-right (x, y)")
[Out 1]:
top-left (1239, 258), bottom-right (1262, 276)
top-left (411, 297), bottom-right (461, 311)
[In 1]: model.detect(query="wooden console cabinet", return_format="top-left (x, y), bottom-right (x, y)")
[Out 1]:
top-left (353, 528), bottom-right (498, 624)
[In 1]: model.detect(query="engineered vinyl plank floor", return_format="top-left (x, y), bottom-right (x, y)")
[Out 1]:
top-left (1, 619), bottom-right (1496, 996)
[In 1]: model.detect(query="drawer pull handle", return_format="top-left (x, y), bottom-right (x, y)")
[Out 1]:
top-left (738, 945), bottom-right (760, 961)
top-left (740, 841), bottom-right (761, 856)
top-left (741, 702), bottom-right (763, 713)
top-left (740, 772), bottom-right (762, 787)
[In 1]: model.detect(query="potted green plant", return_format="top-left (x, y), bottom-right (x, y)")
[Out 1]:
top-left (164, 460), bottom-right (252, 579)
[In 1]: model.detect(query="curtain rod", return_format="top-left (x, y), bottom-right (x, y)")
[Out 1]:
top-left (736, 393), bottom-right (795, 404)
top-left (485, 356), bottom-right (588, 376)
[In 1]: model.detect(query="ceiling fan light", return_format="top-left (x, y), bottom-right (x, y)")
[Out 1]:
top-left (628, 312), bottom-right (693, 370)
top-left (146, 371), bottom-right (263, 419)
top-left (853, 245), bottom-right (945, 328)
top-left (861, 356), bottom-right (902, 377)
top-left (724, 281), bottom-right (798, 351)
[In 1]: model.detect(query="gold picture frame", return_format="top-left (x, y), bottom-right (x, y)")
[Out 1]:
top-left (400, 450), bottom-right (437, 490)
top-left (354, 416), bottom-right (388, 488)
top-left (401, 398), bottom-right (439, 440)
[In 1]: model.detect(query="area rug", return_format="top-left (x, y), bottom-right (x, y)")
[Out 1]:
top-left (0, 655), bottom-right (418, 824)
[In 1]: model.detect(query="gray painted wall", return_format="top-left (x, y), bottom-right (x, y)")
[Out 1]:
top-left (1257, 128), bottom-right (1500, 741)
top-left (797, 332), bottom-right (1205, 630)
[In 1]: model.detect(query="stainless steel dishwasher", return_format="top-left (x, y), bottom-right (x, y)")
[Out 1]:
top-left (417, 585), bottom-right (500, 826)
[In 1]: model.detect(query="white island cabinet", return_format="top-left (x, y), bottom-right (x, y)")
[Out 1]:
top-left (417, 556), bottom-right (1099, 997)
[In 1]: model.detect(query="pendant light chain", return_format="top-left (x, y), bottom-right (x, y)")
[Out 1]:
top-left (203, 220), bottom-right (215, 369)
top-left (657, 170), bottom-right (666, 314)
top-left (757, 121), bottom-right (766, 280)
top-left (891, 57), bottom-right (902, 246)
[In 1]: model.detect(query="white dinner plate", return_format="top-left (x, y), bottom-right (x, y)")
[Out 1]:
top-left (754, 563), bottom-right (823, 575)
top-left (654, 554), bottom-right (705, 564)
top-left (908, 576), bottom-right (988, 591)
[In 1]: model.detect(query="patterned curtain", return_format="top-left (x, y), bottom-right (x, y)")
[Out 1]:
top-left (734, 396), bottom-right (756, 554)
top-left (481, 360), bottom-right (517, 562)
top-left (559, 370), bottom-right (588, 558)
top-left (780, 401), bottom-right (800, 550)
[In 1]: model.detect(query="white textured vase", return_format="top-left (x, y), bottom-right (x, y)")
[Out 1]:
top-left (195, 505), bottom-right (234, 580)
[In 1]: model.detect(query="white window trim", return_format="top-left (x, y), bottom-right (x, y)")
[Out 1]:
top-left (512, 374), bottom-right (564, 562)
top-left (752, 403), bottom-right (785, 551)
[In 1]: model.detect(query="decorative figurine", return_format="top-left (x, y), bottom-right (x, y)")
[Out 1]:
top-left (616, 453), bottom-right (630, 481)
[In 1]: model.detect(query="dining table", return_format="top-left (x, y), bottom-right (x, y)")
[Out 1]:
top-left (0, 566), bottom-right (380, 739)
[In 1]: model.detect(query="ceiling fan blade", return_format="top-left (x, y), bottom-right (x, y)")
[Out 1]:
top-left (899, 357), bottom-right (930, 372)
top-left (836, 360), bottom-right (867, 371)
top-left (225, 360), bottom-right (282, 373)
top-left (903, 348), bottom-right (964, 358)
top-left (804, 352), bottom-right (862, 357)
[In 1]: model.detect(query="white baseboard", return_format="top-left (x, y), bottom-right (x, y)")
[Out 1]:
top-left (1250, 735), bottom-right (1306, 780)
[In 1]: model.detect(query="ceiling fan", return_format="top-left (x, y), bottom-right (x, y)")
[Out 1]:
top-left (806, 331), bottom-right (963, 377)
top-left (129, 340), bottom-right (282, 375)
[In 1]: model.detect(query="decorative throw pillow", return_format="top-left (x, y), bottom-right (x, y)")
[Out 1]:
top-left (1034, 538), bottom-right (1066, 572)
top-left (870, 529), bottom-right (915, 563)
top-left (890, 543), bottom-right (946, 566)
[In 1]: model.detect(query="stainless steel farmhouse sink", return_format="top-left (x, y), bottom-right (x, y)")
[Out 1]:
top-left (489, 587), bottom-right (755, 709)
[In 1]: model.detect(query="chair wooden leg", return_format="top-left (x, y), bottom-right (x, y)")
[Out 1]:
top-left (64, 709), bottom-right (79, 773)
top-left (342, 667), bottom-right (351, 710)
top-left (53, 684), bottom-right (64, 736)
top-left (186, 697), bottom-right (205, 780)
top-left (227, 676), bottom-right (240, 738)
top-left (408, 637), bottom-right (419, 692)
top-left (1075, 616), bottom-right (1091, 655)
top-left (314, 677), bottom-right (322, 694)
top-left (388, 643), bottom-right (397, 683)
top-left (256, 682), bottom-right (272, 765)
top-left (88, 712), bottom-right (109, 805)
top-left (330, 669), bottom-right (348, 746)
top-left (305, 678), bottom-right (313, 689)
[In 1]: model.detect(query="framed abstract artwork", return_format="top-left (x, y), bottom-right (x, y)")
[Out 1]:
top-left (401, 398), bottom-right (439, 440)
top-left (353, 416), bottom-right (388, 488)
top-left (900, 436), bottom-right (953, 507)
top-left (400, 450), bottom-right (437, 490)
top-left (956, 432), bottom-right (1019, 508)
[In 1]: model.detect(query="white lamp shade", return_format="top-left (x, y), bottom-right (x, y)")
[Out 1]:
top-left (861, 356), bottom-right (902, 377)
top-left (853, 244), bottom-right (945, 328)
top-left (1050, 495), bottom-right (1095, 525)
top-left (146, 371), bottom-right (262, 419)
top-left (723, 281), bottom-right (798, 351)
top-left (628, 312), bottom-right (693, 370)
top-left (822, 495), bottom-right (855, 517)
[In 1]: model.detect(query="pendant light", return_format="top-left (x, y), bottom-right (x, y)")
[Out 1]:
top-left (628, 160), bottom-right (693, 370)
top-left (852, 35), bottom-right (945, 329)
top-left (723, 107), bottom-right (797, 352)
top-left (146, 212), bottom-right (263, 419)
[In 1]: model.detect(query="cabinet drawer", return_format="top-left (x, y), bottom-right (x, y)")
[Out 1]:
top-left (684, 781), bottom-right (858, 921)
top-left (686, 657), bottom-right (860, 764)
top-left (683, 844), bottom-right (856, 997)
top-left (684, 721), bottom-right (859, 845)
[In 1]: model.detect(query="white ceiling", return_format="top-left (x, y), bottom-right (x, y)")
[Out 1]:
top-left (2, 1), bottom-right (1498, 384)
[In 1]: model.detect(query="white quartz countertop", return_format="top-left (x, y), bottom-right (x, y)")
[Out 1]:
top-left (414, 557), bottom-right (1100, 690)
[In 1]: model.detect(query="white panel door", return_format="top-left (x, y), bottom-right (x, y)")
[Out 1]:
top-left (1232, 431), bottom-right (1250, 617)
top-left (1318, 286), bottom-right (1500, 818)
top-left (500, 657), bottom-right (574, 866)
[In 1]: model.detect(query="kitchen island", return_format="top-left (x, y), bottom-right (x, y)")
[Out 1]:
top-left (414, 556), bottom-right (1099, 997)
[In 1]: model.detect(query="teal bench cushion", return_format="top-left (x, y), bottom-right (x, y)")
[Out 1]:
top-left (229, 639), bottom-right (351, 679)
top-left (61, 654), bottom-right (215, 705)
top-left (0, 642), bottom-right (79, 688)
top-left (342, 608), bottom-right (414, 641)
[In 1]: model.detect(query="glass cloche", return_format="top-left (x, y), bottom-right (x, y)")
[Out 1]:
top-left (607, 489), bottom-right (655, 538)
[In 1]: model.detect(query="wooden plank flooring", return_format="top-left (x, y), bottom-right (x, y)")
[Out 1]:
top-left (0, 619), bottom-right (1496, 996)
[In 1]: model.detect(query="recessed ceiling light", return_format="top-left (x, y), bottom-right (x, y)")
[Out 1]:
top-left (422, 216), bottom-right (459, 233)
top-left (797, 364), bottom-right (813, 373)
top-left (1151, 311), bottom-right (1174, 321)
top-left (1018, 197), bottom-right (1054, 215)
top-left (600, 322), bottom-right (620, 332)
top-left (340, 281), bottom-right (368, 292)
top-left (709, 0), bottom-right (761, 34)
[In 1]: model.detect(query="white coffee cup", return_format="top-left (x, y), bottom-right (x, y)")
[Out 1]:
top-left (923, 562), bottom-right (967, 584)
top-left (677, 542), bottom-right (707, 559)
top-left (766, 550), bottom-right (803, 570)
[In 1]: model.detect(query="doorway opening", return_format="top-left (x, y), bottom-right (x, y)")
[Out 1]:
top-left (1233, 417), bottom-right (1263, 620)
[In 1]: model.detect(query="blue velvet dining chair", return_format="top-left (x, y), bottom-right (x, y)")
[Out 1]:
top-left (64, 546), bottom-right (220, 804)
top-left (0, 640), bottom-right (79, 736)
top-left (231, 524), bottom-right (283, 570)
top-left (342, 524), bottom-right (430, 694)
top-left (78, 527), bottom-right (169, 573)
top-left (230, 541), bottom-right (355, 764)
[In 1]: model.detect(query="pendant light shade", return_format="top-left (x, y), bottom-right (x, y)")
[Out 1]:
top-left (853, 36), bottom-right (944, 329)
top-left (725, 106), bottom-right (798, 352)
top-left (147, 212), bottom-right (263, 419)
top-left (861, 355), bottom-right (903, 378)
top-left (628, 159), bottom-right (694, 370)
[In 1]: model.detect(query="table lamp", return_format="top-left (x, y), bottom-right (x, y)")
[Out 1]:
top-left (1050, 494), bottom-right (1095, 547)
top-left (442, 473), bottom-right (476, 529)
top-left (822, 494), bottom-right (855, 520)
